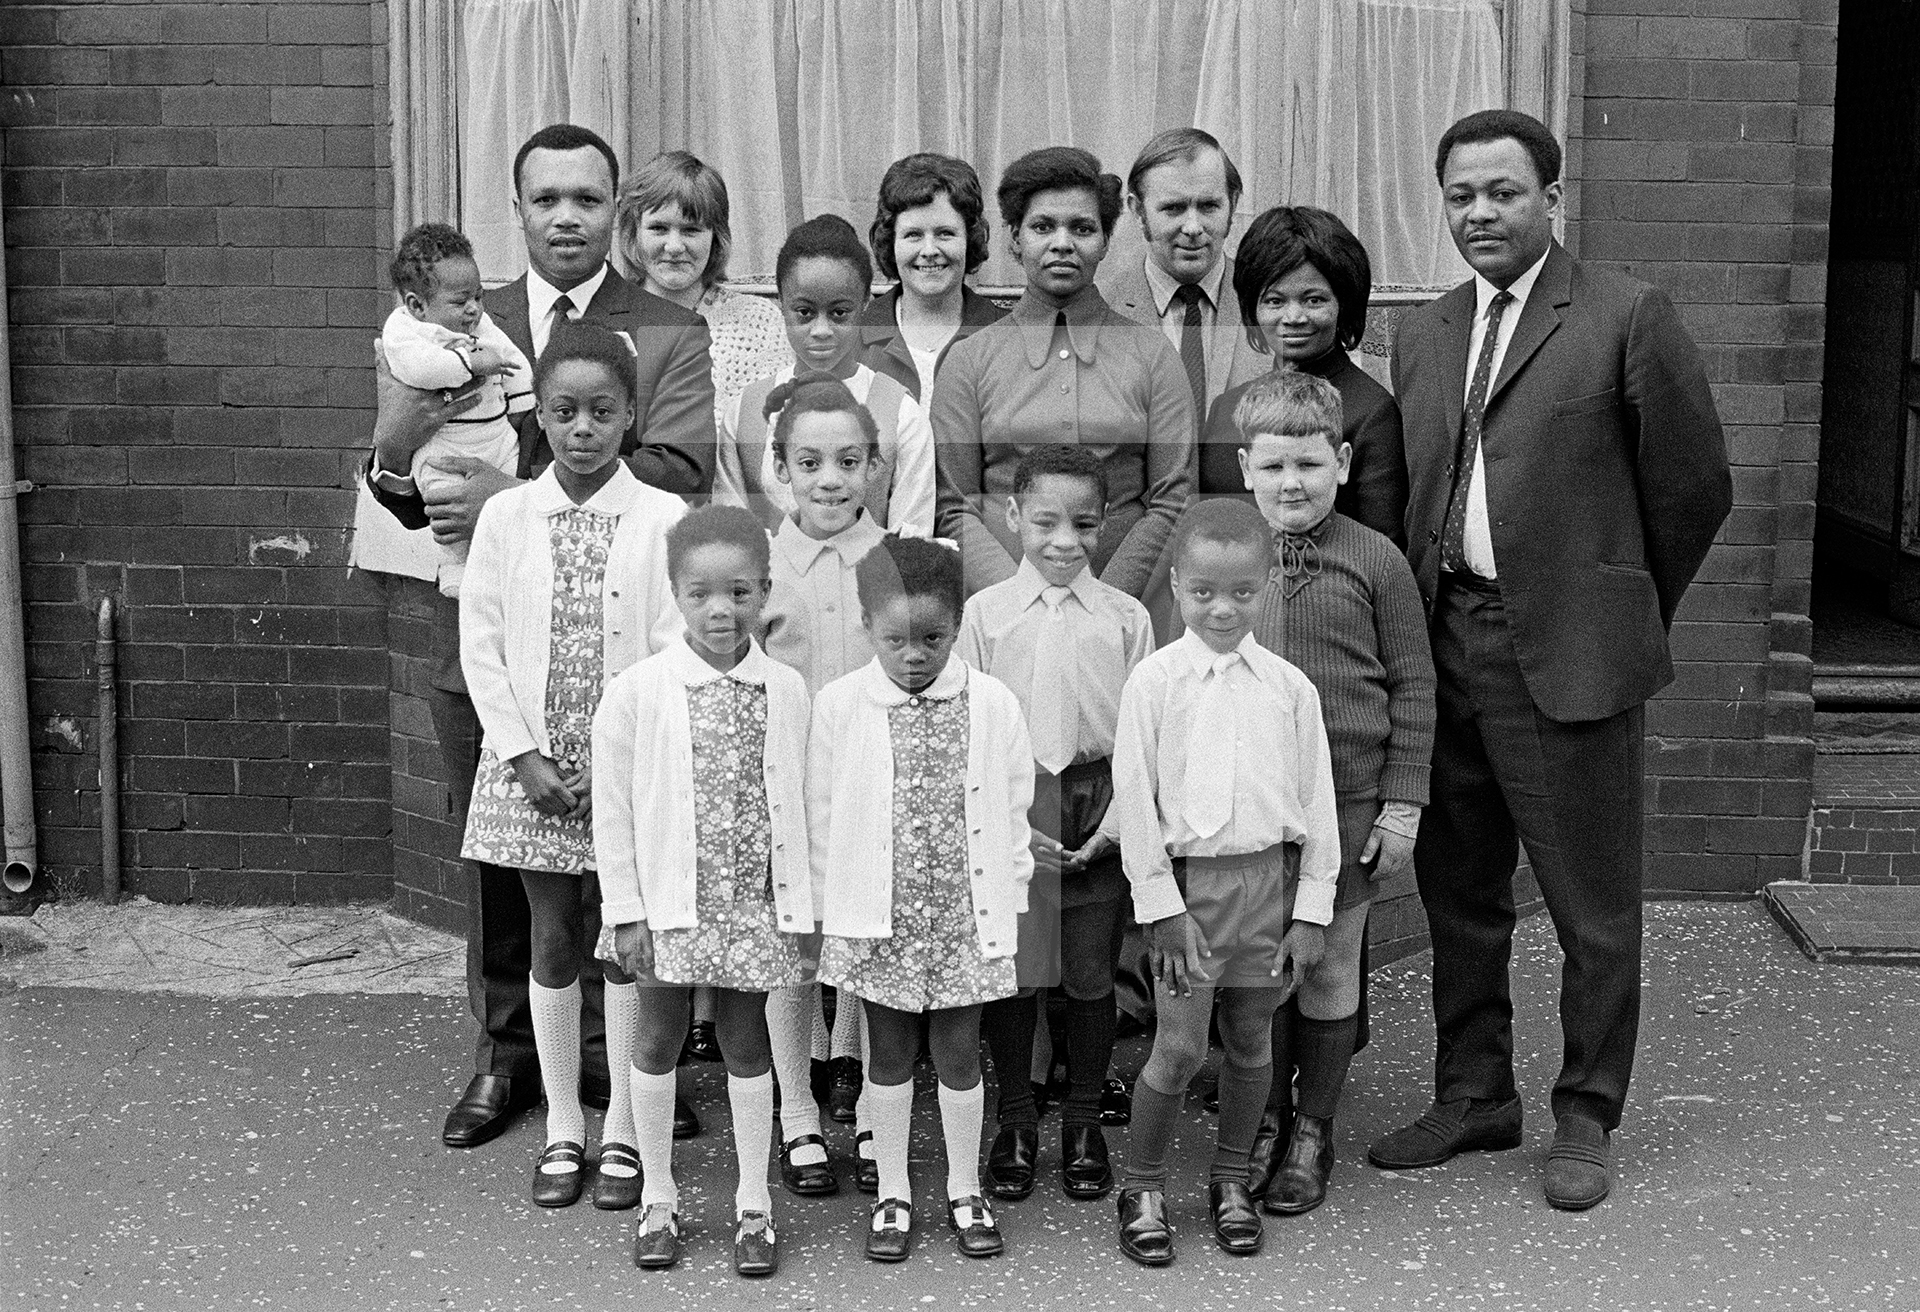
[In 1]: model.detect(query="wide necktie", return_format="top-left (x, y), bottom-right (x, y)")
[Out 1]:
top-left (1182, 650), bottom-right (1240, 839)
top-left (538, 292), bottom-right (577, 360)
top-left (1173, 282), bottom-right (1208, 421)
top-left (1027, 585), bottom-right (1077, 776)
top-left (1440, 289), bottom-right (1512, 574)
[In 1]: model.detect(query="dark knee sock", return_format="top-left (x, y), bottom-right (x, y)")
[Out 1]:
top-left (1294, 1012), bottom-right (1359, 1120)
top-left (1062, 993), bottom-right (1117, 1127)
top-left (1120, 1071), bottom-right (1184, 1190)
top-left (1265, 997), bottom-right (1298, 1114)
top-left (980, 994), bottom-right (1038, 1126)
top-left (1210, 1060), bottom-right (1272, 1183)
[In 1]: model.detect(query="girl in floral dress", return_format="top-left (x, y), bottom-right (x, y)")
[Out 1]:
top-left (459, 324), bottom-right (685, 1210)
top-left (808, 536), bottom-right (1035, 1262)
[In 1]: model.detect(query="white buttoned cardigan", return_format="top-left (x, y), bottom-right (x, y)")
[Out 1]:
top-left (807, 657), bottom-right (1034, 957)
top-left (458, 464), bottom-right (685, 764)
top-left (592, 638), bottom-right (813, 934)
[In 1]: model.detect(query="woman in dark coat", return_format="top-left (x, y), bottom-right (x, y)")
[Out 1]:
top-left (1200, 206), bottom-right (1406, 543)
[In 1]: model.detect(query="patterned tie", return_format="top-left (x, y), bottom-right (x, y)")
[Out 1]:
top-left (539, 292), bottom-right (577, 360)
top-left (1440, 290), bottom-right (1513, 574)
top-left (1027, 585), bottom-right (1077, 776)
top-left (1173, 282), bottom-right (1208, 420)
top-left (1182, 650), bottom-right (1240, 839)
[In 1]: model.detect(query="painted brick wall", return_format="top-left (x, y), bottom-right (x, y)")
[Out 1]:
top-left (1, 0), bottom-right (393, 903)
top-left (1574, 0), bottom-right (1834, 896)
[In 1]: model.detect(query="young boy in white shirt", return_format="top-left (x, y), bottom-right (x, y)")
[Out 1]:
top-left (1109, 497), bottom-right (1340, 1265)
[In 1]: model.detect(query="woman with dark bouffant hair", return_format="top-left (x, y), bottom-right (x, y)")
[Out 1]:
top-left (860, 153), bottom-right (1006, 400)
top-left (933, 145), bottom-right (1193, 606)
top-left (1199, 205), bottom-right (1407, 542)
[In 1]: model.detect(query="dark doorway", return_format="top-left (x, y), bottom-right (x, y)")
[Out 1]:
top-left (1813, 0), bottom-right (1920, 698)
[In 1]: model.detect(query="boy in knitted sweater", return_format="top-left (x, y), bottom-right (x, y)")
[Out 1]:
top-left (1235, 369), bottom-right (1436, 1217)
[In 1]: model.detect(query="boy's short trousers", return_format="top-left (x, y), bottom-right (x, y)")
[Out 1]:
top-left (1016, 757), bottom-right (1126, 989)
top-left (1335, 793), bottom-right (1383, 912)
top-left (1175, 842), bottom-right (1299, 987)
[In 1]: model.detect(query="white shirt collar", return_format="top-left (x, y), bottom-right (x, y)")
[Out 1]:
top-left (662, 633), bottom-right (774, 688)
top-left (858, 653), bottom-right (969, 705)
top-left (1174, 627), bottom-right (1259, 678)
top-left (1473, 247), bottom-right (1549, 322)
top-left (1011, 556), bottom-right (1098, 611)
top-left (527, 263), bottom-right (611, 327)
top-left (772, 509), bottom-right (885, 575)
top-left (1143, 253), bottom-right (1228, 319)
top-left (522, 461), bottom-right (641, 517)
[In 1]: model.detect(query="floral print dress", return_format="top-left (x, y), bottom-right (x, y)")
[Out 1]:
top-left (460, 506), bottom-right (611, 874)
top-left (649, 676), bottom-right (809, 992)
top-left (819, 688), bottom-right (1016, 1013)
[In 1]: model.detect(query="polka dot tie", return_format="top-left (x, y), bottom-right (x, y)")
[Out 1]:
top-left (1440, 289), bottom-right (1513, 575)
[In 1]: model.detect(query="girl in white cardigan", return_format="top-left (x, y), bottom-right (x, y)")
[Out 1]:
top-left (593, 506), bottom-right (814, 1277)
top-left (810, 536), bottom-right (1035, 1263)
top-left (459, 325), bottom-right (685, 1211)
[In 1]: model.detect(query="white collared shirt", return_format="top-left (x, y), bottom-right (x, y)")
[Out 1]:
top-left (593, 637), bottom-right (813, 934)
top-left (956, 557), bottom-right (1155, 766)
top-left (1110, 630), bottom-right (1340, 927)
top-left (1143, 253), bottom-right (1228, 372)
top-left (762, 510), bottom-right (887, 695)
top-left (528, 262), bottom-right (610, 359)
top-left (1459, 248), bottom-right (1549, 578)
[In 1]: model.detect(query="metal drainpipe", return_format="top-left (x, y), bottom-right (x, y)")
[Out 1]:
top-left (0, 191), bottom-right (36, 896)
top-left (96, 598), bottom-right (120, 903)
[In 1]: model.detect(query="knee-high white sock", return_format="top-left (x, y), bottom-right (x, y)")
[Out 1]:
top-left (938, 1080), bottom-right (986, 1202)
top-left (529, 977), bottom-right (584, 1146)
top-left (729, 1071), bottom-right (777, 1216)
top-left (767, 984), bottom-right (826, 1163)
top-left (600, 980), bottom-right (639, 1149)
top-left (630, 1066), bottom-right (678, 1211)
top-left (864, 1076), bottom-right (915, 1206)
top-left (831, 988), bottom-right (865, 1060)
top-left (810, 987), bottom-right (831, 1063)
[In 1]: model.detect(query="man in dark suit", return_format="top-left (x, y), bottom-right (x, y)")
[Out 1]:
top-left (367, 123), bottom-right (714, 1149)
top-left (1366, 110), bottom-right (1730, 1210)
top-left (1099, 127), bottom-right (1266, 420)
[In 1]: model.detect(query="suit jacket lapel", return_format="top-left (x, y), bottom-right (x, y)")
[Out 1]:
top-left (1433, 281), bottom-right (1475, 444)
top-left (1487, 243), bottom-right (1570, 406)
top-left (1204, 254), bottom-right (1238, 391)
top-left (487, 275), bottom-right (535, 364)
top-left (585, 264), bottom-right (633, 332)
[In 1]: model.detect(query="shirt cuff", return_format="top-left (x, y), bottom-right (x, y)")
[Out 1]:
top-left (1130, 871), bottom-right (1188, 925)
top-left (368, 463), bottom-right (417, 497)
top-left (1291, 877), bottom-right (1335, 927)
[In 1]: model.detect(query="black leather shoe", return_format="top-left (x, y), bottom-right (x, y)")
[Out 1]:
top-left (1201, 1081), bottom-right (1220, 1114)
top-left (828, 1057), bottom-right (862, 1124)
top-left (866, 1198), bottom-right (913, 1262)
top-left (733, 1210), bottom-right (779, 1276)
top-left (633, 1204), bottom-right (681, 1269)
top-left (1116, 1187), bottom-right (1174, 1266)
top-left (685, 1020), bottom-right (723, 1063)
top-left (580, 1069), bottom-right (612, 1112)
top-left (531, 1140), bottom-right (587, 1208)
top-left (1266, 1113), bottom-right (1334, 1215)
top-left (1098, 1076), bottom-right (1132, 1127)
top-left (591, 1142), bottom-right (644, 1211)
top-left (1061, 1123), bottom-right (1113, 1199)
top-left (1247, 1106), bottom-right (1293, 1200)
top-left (1367, 1096), bottom-right (1522, 1170)
top-left (673, 1096), bottom-right (701, 1140)
top-left (779, 1134), bottom-right (839, 1196)
top-left (442, 1074), bottom-right (536, 1149)
top-left (986, 1123), bottom-right (1039, 1200)
top-left (854, 1131), bottom-right (879, 1194)
top-left (948, 1194), bottom-right (1004, 1257)
top-left (1208, 1179), bottom-right (1263, 1254)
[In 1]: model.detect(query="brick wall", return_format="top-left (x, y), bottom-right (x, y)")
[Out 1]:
top-left (2, 0), bottom-right (393, 903)
top-left (1574, 0), bottom-right (1835, 896)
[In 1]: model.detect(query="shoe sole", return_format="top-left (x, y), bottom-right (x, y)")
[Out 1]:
top-left (1119, 1242), bottom-right (1174, 1267)
top-left (592, 1189), bottom-right (642, 1211)
top-left (1262, 1194), bottom-right (1325, 1216)
top-left (1214, 1235), bottom-right (1264, 1256)
top-left (865, 1246), bottom-right (912, 1263)
top-left (1366, 1128), bottom-right (1523, 1171)
top-left (635, 1254), bottom-right (679, 1269)
top-left (988, 1177), bottom-right (1036, 1201)
top-left (783, 1177), bottom-right (840, 1197)
top-left (1545, 1182), bottom-right (1610, 1211)
top-left (1063, 1178), bottom-right (1113, 1201)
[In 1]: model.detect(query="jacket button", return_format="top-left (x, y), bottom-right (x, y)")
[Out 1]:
top-left (1428, 530), bottom-right (1439, 543)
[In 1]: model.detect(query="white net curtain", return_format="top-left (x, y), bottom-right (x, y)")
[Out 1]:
top-left (449, 0), bottom-right (1552, 292)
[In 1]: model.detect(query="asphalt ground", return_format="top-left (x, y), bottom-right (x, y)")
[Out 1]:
top-left (3, 900), bottom-right (1917, 1311)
